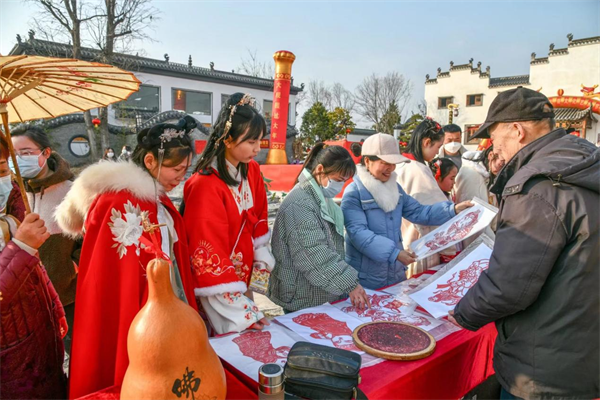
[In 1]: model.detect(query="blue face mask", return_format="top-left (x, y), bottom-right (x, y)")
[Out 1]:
top-left (9, 154), bottom-right (45, 179)
top-left (0, 175), bottom-right (13, 212)
top-left (321, 178), bottom-right (345, 198)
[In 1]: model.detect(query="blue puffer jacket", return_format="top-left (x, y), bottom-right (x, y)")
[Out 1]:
top-left (341, 165), bottom-right (455, 289)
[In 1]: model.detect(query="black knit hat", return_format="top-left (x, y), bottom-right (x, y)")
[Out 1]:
top-left (470, 87), bottom-right (555, 140)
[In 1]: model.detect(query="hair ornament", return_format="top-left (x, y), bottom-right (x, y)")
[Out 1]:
top-left (216, 93), bottom-right (256, 144)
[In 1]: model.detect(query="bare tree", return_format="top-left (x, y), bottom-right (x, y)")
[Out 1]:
top-left (88, 0), bottom-right (158, 150)
top-left (354, 72), bottom-right (412, 132)
top-left (330, 82), bottom-right (354, 112)
top-left (238, 49), bottom-right (275, 79)
top-left (417, 99), bottom-right (427, 116)
top-left (28, 0), bottom-right (102, 160)
top-left (307, 80), bottom-right (332, 109)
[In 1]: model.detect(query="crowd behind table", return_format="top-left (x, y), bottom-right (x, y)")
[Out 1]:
top-left (0, 88), bottom-right (598, 400)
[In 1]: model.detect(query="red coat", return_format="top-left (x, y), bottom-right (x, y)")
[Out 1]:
top-left (0, 241), bottom-right (66, 399)
top-left (183, 160), bottom-right (269, 296)
top-left (55, 161), bottom-right (198, 399)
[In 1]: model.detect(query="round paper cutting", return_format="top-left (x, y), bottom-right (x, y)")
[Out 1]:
top-left (353, 322), bottom-right (436, 360)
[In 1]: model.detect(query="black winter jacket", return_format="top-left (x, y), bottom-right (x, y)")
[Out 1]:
top-left (454, 129), bottom-right (599, 399)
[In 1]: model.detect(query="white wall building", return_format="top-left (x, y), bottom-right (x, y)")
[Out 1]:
top-left (424, 34), bottom-right (600, 148)
top-left (9, 37), bottom-right (302, 130)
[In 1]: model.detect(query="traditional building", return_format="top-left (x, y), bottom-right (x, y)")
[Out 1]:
top-left (8, 34), bottom-right (302, 165)
top-left (424, 33), bottom-right (600, 147)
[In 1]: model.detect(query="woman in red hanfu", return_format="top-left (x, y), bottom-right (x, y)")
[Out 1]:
top-left (182, 92), bottom-right (274, 335)
top-left (55, 117), bottom-right (199, 399)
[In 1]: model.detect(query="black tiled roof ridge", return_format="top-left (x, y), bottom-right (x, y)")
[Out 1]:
top-left (10, 38), bottom-right (303, 93)
top-left (530, 57), bottom-right (549, 65)
top-left (549, 48), bottom-right (569, 56)
top-left (488, 74), bottom-right (530, 88)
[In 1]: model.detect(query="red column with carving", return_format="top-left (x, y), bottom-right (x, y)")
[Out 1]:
top-left (266, 51), bottom-right (296, 165)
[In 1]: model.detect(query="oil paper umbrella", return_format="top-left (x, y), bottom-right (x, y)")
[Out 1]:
top-left (0, 54), bottom-right (141, 212)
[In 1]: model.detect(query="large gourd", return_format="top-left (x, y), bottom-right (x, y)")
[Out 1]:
top-left (121, 258), bottom-right (226, 400)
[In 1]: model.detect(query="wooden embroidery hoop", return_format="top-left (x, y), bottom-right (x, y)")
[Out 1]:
top-left (352, 321), bottom-right (436, 361)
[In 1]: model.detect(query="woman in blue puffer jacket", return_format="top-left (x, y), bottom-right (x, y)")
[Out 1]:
top-left (341, 133), bottom-right (473, 290)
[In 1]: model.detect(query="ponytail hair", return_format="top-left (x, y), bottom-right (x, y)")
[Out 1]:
top-left (298, 143), bottom-right (356, 183)
top-left (194, 92), bottom-right (266, 186)
top-left (406, 118), bottom-right (444, 164)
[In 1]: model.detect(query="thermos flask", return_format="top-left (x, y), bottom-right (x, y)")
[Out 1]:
top-left (258, 363), bottom-right (284, 400)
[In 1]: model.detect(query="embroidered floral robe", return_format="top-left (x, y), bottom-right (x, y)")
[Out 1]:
top-left (64, 192), bottom-right (197, 399)
top-left (183, 160), bottom-right (273, 335)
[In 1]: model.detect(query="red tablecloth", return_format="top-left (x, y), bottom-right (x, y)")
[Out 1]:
top-left (75, 368), bottom-right (257, 400)
top-left (223, 324), bottom-right (497, 400)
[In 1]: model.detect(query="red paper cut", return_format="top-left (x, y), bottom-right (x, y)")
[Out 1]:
top-left (425, 209), bottom-right (481, 251)
top-left (428, 259), bottom-right (490, 306)
top-left (232, 330), bottom-right (291, 364)
top-left (292, 313), bottom-right (359, 351)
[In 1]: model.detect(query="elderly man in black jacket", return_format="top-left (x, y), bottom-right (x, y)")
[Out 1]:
top-left (449, 87), bottom-right (599, 400)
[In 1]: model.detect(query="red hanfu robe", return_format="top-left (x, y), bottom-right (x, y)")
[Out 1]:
top-left (183, 160), bottom-right (271, 334)
top-left (55, 161), bottom-right (197, 399)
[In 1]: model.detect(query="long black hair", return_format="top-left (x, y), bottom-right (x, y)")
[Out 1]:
top-left (194, 92), bottom-right (266, 186)
top-left (406, 118), bottom-right (444, 164)
top-left (132, 116), bottom-right (195, 170)
top-left (298, 143), bottom-right (356, 183)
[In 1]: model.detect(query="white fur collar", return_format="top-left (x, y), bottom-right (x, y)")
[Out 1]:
top-left (356, 165), bottom-right (400, 213)
top-left (55, 161), bottom-right (163, 237)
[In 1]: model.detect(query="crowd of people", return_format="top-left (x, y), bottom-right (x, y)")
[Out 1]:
top-left (0, 88), bottom-right (598, 400)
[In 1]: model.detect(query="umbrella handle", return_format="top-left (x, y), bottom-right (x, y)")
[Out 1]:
top-left (0, 110), bottom-right (31, 215)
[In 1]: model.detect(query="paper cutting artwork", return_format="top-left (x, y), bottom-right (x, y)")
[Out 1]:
top-left (424, 209), bottom-right (481, 251)
top-left (428, 259), bottom-right (490, 306)
top-left (293, 313), bottom-right (359, 351)
top-left (410, 198), bottom-right (498, 260)
top-left (275, 304), bottom-right (364, 353)
top-left (209, 323), bottom-right (297, 381)
top-left (232, 330), bottom-right (291, 364)
top-left (410, 243), bottom-right (493, 318)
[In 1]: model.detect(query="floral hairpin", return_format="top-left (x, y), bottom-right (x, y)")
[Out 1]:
top-left (159, 128), bottom-right (186, 145)
top-left (216, 93), bottom-right (255, 144)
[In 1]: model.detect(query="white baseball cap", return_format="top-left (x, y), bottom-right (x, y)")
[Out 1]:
top-left (361, 133), bottom-right (410, 164)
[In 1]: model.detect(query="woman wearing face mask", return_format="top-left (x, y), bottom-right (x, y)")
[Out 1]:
top-left (182, 93), bottom-right (274, 335)
top-left (1, 136), bottom-right (67, 400)
top-left (118, 145), bottom-right (132, 162)
top-left (342, 134), bottom-right (470, 290)
top-left (429, 157), bottom-right (459, 200)
top-left (10, 127), bottom-right (79, 357)
top-left (268, 143), bottom-right (371, 313)
top-left (454, 145), bottom-right (505, 247)
top-left (103, 147), bottom-right (116, 161)
top-left (55, 117), bottom-right (199, 399)
top-left (396, 118), bottom-right (463, 275)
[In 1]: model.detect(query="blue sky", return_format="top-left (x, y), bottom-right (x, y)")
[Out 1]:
top-left (1, 0), bottom-right (599, 127)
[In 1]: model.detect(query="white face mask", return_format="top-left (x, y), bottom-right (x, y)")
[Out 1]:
top-left (444, 141), bottom-right (462, 154)
top-left (0, 175), bottom-right (13, 212)
top-left (107, 152), bottom-right (115, 158)
top-left (322, 178), bottom-right (345, 198)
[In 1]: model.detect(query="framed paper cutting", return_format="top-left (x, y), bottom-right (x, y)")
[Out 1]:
top-left (409, 237), bottom-right (494, 319)
top-left (410, 197), bottom-right (498, 260)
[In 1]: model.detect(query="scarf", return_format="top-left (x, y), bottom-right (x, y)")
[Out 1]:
top-left (299, 169), bottom-right (345, 237)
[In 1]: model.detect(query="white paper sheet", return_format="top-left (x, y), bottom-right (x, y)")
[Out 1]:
top-left (274, 304), bottom-right (365, 353)
top-left (409, 243), bottom-right (493, 318)
top-left (331, 288), bottom-right (417, 320)
top-left (410, 197), bottom-right (498, 260)
top-left (209, 323), bottom-right (297, 381)
top-left (381, 275), bottom-right (431, 297)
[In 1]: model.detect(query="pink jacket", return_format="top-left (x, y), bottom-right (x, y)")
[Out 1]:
top-left (0, 241), bottom-right (66, 399)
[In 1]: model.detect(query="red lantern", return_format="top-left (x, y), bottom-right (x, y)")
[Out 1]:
top-left (92, 118), bottom-right (101, 128)
top-left (346, 128), bottom-right (351, 134)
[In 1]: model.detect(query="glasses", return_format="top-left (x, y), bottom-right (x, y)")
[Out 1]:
top-left (15, 148), bottom-right (43, 157)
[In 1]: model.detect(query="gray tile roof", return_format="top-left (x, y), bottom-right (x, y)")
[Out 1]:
top-left (9, 38), bottom-right (303, 94)
top-left (488, 75), bottom-right (530, 88)
top-left (554, 107), bottom-right (597, 122)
